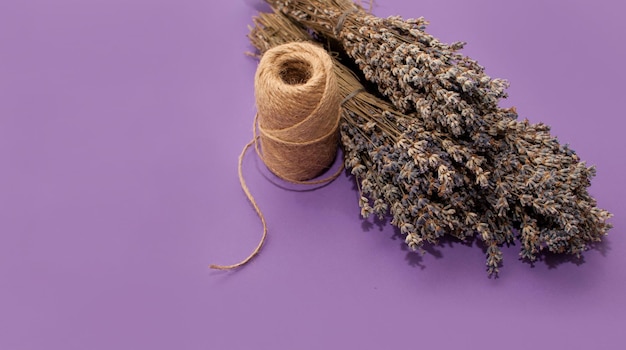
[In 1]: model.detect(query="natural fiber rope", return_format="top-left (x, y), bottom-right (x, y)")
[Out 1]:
top-left (254, 42), bottom-right (342, 182)
top-left (253, 114), bottom-right (345, 186)
top-left (209, 136), bottom-right (266, 270)
top-left (210, 42), bottom-right (342, 270)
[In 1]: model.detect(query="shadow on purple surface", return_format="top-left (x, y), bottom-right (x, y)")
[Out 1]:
top-left (537, 237), bottom-right (611, 270)
top-left (242, 0), bottom-right (272, 13)
top-left (386, 223), bottom-right (613, 276)
top-left (391, 229), bottom-right (476, 271)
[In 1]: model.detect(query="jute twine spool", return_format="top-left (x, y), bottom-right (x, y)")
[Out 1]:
top-left (210, 42), bottom-right (341, 270)
top-left (255, 42), bottom-right (341, 181)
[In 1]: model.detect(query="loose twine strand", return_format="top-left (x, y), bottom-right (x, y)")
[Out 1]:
top-left (210, 42), bottom-right (346, 270)
top-left (209, 136), bottom-right (267, 270)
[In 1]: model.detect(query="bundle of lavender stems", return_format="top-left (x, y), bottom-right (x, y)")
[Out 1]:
top-left (249, 1), bottom-right (612, 275)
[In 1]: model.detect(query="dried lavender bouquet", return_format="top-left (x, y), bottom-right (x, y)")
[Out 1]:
top-left (249, 8), bottom-right (612, 274)
top-left (249, 12), bottom-right (504, 269)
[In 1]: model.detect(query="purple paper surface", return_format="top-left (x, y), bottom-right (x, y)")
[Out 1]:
top-left (1, 0), bottom-right (624, 349)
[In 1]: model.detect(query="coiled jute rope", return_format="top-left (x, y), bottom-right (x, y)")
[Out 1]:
top-left (255, 42), bottom-right (342, 182)
top-left (210, 42), bottom-right (342, 270)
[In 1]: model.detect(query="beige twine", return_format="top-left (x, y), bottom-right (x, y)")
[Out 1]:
top-left (255, 42), bottom-right (342, 182)
top-left (210, 42), bottom-right (342, 270)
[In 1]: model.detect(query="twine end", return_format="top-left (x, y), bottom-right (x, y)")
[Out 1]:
top-left (209, 264), bottom-right (233, 270)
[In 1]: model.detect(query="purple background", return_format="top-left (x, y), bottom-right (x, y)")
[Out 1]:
top-left (1, 0), bottom-right (624, 349)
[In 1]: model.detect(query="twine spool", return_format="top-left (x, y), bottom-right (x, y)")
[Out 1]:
top-left (254, 42), bottom-right (341, 182)
top-left (209, 42), bottom-right (341, 270)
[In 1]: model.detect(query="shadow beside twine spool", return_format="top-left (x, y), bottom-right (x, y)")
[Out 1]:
top-left (254, 42), bottom-right (341, 182)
